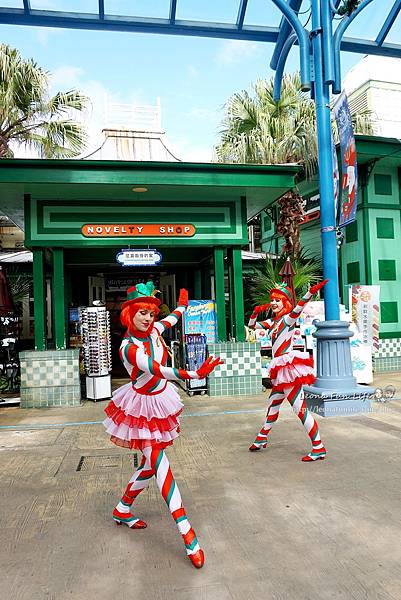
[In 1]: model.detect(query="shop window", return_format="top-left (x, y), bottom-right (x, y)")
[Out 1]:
top-left (374, 174), bottom-right (392, 196)
top-left (380, 301), bottom-right (398, 323)
top-left (263, 213), bottom-right (272, 232)
top-left (345, 221), bottom-right (358, 243)
top-left (376, 217), bottom-right (394, 239)
top-left (378, 259), bottom-right (396, 281)
top-left (347, 261), bottom-right (360, 284)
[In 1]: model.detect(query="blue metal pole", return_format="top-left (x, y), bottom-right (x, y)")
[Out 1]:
top-left (302, 0), bottom-right (373, 413)
top-left (311, 0), bottom-right (340, 321)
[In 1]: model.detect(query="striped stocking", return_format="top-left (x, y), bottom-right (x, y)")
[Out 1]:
top-left (284, 383), bottom-right (326, 461)
top-left (113, 454), bottom-right (154, 527)
top-left (143, 445), bottom-right (202, 558)
top-left (249, 389), bottom-right (285, 450)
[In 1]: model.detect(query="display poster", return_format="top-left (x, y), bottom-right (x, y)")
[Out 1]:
top-left (331, 126), bottom-right (340, 217)
top-left (349, 285), bottom-right (380, 354)
top-left (350, 340), bottom-right (373, 384)
top-left (183, 300), bottom-right (217, 344)
top-left (333, 92), bottom-right (358, 227)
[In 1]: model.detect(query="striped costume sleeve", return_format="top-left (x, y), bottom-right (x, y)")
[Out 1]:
top-left (153, 305), bottom-right (185, 334)
top-left (124, 341), bottom-right (198, 381)
top-left (248, 315), bottom-right (273, 330)
top-left (284, 290), bottom-right (313, 326)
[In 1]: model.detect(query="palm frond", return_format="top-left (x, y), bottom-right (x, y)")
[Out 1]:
top-left (0, 43), bottom-right (87, 159)
top-left (250, 252), bottom-right (322, 307)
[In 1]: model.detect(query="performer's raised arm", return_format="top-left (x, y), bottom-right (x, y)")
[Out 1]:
top-left (284, 280), bottom-right (328, 327)
top-left (153, 288), bottom-right (188, 334)
top-left (121, 339), bottom-right (222, 382)
top-left (248, 304), bottom-right (273, 330)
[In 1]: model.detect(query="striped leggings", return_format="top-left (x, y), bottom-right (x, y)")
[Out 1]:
top-left (119, 445), bottom-right (200, 556)
top-left (254, 383), bottom-right (324, 449)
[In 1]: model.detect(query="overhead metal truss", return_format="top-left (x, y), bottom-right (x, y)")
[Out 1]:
top-left (0, 0), bottom-right (400, 59)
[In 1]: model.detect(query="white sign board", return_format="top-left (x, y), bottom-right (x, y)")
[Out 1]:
top-left (349, 285), bottom-right (380, 354)
top-left (116, 249), bottom-right (162, 267)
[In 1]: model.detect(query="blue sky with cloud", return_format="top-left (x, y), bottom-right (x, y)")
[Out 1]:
top-left (0, 0), bottom-right (397, 161)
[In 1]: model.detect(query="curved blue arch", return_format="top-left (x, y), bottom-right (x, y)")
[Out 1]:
top-left (270, 0), bottom-right (311, 91)
top-left (273, 33), bottom-right (297, 101)
top-left (333, 0), bottom-right (376, 93)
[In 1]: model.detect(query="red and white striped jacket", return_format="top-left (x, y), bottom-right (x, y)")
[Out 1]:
top-left (120, 305), bottom-right (198, 395)
top-left (248, 290), bottom-right (313, 358)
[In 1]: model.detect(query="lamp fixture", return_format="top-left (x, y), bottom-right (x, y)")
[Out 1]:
top-left (132, 186), bottom-right (148, 193)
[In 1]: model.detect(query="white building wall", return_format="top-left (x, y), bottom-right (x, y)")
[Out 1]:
top-left (344, 56), bottom-right (401, 139)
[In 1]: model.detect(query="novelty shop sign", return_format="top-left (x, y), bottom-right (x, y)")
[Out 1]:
top-left (82, 224), bottom-right (195, 237)
top-left (116, 249), bottom-right (162, 267)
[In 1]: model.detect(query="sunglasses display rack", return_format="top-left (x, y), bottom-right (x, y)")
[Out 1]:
top-left (80, 306), bottom-right (112, 400)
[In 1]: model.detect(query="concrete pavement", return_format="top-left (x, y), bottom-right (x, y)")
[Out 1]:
top-left (0, 373), bottom-right (401, 600)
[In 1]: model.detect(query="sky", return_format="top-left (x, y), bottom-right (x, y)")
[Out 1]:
top-left (0, 0), bottom-right (399, 161)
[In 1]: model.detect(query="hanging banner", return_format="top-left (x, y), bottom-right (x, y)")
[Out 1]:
top-left (349, 285), bottom-right (380, 354)
top-left (333, 92), bottom-right (358, 227)
top-left (183, 300), bottom-right (217, 344)
top-left (331, 126), bottom-right (340, 218)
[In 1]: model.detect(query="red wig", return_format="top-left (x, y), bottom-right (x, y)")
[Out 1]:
top-left (121, 301), bottom-right (160, 331)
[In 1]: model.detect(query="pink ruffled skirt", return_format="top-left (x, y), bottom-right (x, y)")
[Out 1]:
top-left (103, 382), bottom-right (184, 450)
top-left (268, 351), bottom-right (316, 391)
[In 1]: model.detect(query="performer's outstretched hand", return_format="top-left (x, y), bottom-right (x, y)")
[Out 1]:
top-left (178, 288), bottom-right (189, 306)
top-left (196, 356), bottom-right (224, 378)
top-left (309, 279), bottom-right (329, 295)
top-left (251, 303), bottom-right (271, 316)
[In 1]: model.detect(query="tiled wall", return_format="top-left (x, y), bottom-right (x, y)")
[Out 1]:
top-left (19, 349), bottom-right (81, 408)
top-left (374, 338), bottom-right (401, 372)
top-left (207, 341), bottom-right (263, 396)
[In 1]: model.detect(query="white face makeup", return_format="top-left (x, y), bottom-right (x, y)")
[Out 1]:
top-left (133, 309), bottom-right (155, 332)
top-left (270, 296), bottom-right (284, 315)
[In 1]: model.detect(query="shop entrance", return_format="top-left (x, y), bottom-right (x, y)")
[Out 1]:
top-left (67, 258), bottom-right (208, 382)
top-left (88, 276), bottom-right (106, 305)
top-left (159, 274), bottom-right (176, 314)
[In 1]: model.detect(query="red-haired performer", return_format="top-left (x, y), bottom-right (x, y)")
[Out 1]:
top-left (248, 280), bottom-right (328, 461)
top-left (103, 281), bottom-right (222, 568)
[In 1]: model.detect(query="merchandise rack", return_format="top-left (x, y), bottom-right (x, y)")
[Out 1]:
top-left (80, 306), bottom-right (112, 400)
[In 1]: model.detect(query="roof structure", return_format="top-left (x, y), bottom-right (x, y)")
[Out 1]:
top-left (80, 99), bottom-right (180, 162)
top-left (0, 0), bottom-right (400, 59)
top-left (81, 129), bottom-right (180, 162)
top-left (0, 158), bottom-right (299, 231)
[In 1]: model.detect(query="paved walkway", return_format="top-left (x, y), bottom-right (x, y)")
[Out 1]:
top-left (1, 373), bottom-right (401, 600)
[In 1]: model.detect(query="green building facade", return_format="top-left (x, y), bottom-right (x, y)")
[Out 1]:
top-left (261, 135), bottom-right (401, 372)
top-left (0, 158), bottom-right (298, 405)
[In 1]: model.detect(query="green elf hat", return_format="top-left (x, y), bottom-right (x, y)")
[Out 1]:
top-left (269, 282), bottom-right (294, 305)
top-left (122, 280), bottom-right (161, 310)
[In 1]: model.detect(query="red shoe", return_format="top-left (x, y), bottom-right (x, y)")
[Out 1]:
top-left (249, 441), bottom-right (267, 451)
top-left (188, 549), bottom-right (204, 569)
top-left (112, 508), bottom-right (147, 529)
top-left (301, 449), bottom-right (326, 462)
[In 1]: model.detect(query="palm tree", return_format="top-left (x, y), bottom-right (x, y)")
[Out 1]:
top-left (215, 72), bottom-right (373, 255)
top-left (251, 252), bottom-right (322, 307)
top-left (0, 43), bottom-right (88, 158)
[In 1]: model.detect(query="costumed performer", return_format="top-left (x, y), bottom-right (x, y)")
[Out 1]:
top-left (248, 277), bottom-right (328, 461)
top-left (103, 281), bottom-right (223, 568)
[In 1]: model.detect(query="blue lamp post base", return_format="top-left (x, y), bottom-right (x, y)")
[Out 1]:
top-left (304, 321), bottom-right (373, 417)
